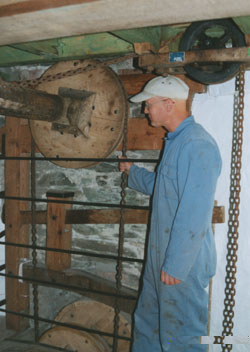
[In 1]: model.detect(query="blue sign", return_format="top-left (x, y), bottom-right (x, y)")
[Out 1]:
top-left (169, 52), bottom-right (185, 63)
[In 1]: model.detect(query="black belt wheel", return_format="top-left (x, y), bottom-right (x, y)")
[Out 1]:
top-left (179, 19), bottom-right (245, 84)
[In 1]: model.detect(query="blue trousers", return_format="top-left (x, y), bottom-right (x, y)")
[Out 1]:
top-left (132, 269), bottom-right (209, 352)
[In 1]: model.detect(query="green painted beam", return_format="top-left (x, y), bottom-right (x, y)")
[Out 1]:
top-left (9, 42), bottom-right (59, 57)
top-left (233, 16), bottom-right (250, 35)
top-left (110, 26), bottom-right (162, 50)
top-left (160, 25), bottom-right (187, 51)
top-left (0, 32), bottom-right (133, 67)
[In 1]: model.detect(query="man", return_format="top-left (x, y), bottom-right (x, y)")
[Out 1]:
top-left (119, 76), bottom-right (222, 351)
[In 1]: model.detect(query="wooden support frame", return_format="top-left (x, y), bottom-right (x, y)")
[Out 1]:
top-left (1, 71), bottom-right (223, 333)
top-left (20, 207), bottom-right (225, 226)
top-left (0, 118), bottom-right (166, 153)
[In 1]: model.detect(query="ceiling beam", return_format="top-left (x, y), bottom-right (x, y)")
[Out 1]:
top-left (0, 0), bottom-right (98, 18)
top-left (0, 33), bottom-right (133, 67)
top-left (1, 0), bottom-right (250, 46)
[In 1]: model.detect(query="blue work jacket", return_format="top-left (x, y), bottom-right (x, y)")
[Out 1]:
top-left (128, 116), bottom-right (222, 283)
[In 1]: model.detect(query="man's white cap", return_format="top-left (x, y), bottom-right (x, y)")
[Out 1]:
top-left (130, 75), bottom-right (189, 103)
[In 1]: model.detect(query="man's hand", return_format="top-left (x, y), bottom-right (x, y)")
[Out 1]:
top-left (161, 270), bottom-right (181, 286)
top-left (118, 156), bottom-right (133, 175)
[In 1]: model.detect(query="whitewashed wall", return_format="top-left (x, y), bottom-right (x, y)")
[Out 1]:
top-left (0, 70), bottom-right (250, 349)
top-left (192, 74), bottom-right (250, 349)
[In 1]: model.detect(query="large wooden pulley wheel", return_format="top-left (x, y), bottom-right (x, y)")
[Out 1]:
top-left (39, 300), bottom-right (131, 352)
top-left (29, 59), bottom-right (128, 168)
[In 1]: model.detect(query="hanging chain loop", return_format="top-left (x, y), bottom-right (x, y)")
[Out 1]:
top-left (31, 136), bottom-right (39, 342)
top-left (112, 82), bottom-right (129, 352)
top-left (9, 54), bottom-right (137, 89)
top-left (214, 67), bottom-right (245, 349)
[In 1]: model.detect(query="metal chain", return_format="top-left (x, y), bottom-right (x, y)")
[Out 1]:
top-left (214, 68), bottom-right (245, 348)
top-left (31, 136), bottom-right (39, 342)
top-left (112, 89), bottom-right (129, 352)
top-left (10, 53), bottom-right (138, 89)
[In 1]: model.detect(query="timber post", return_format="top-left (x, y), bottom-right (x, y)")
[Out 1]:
top-left (5, 116), bottom-right (30, 331)
top-left (46, 191), bottom-right (74, 271)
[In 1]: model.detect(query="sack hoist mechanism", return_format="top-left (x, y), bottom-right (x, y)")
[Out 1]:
top-left (0, 54), bottom-right (246, 350)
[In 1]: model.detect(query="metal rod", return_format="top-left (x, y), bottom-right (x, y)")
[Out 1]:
top-left (0, 194), bottom-right (150, 210)
top-left (1, 133), bottom-right (5, 156)
top-left (0, 307), bottom-right (132, 341)
top-left (0, 155), bottom-right (159, 163)
top-left (0, 299), bottom-right (6, 306)
top-left (0, 264), bottom-right (5, 271)
top-left (0, 240), bottom-right (144, 263)
top-left (0, 272), bottom-right (137, 300)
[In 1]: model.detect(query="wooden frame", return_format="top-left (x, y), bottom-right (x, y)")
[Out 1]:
top-left (1, 73), bottom-right (224, 331)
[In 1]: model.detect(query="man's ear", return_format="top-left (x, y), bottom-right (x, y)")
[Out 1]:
top-left (165, 98), bottom-right (175, 112)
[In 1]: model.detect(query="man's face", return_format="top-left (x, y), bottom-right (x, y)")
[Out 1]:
top-left (144, 97), bottom-right (170, 128)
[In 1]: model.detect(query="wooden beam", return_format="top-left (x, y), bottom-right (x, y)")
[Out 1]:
top-left (20, 210), bottom-right (47, 225)
top-left (20, 206), bottom-right (225, 225)
top-left (0, 117), bottom-right (165, 154)
top-left (0, 0), bottom-right (99, 18)
top-left (5, 116), bottom-right (30, 331)
top-left (46, 192), bottom-right (74, 271)
top-left (22, 263), bottom-right (137, 314)
top-left (138, 47), bottom-right (250, 70)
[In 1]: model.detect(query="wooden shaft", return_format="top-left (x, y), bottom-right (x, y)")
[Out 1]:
top-left (0, 81), bottom-right (63, 121)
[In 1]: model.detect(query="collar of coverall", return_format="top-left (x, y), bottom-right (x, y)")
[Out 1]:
top-left (166, 115), bottom-right (194, 140)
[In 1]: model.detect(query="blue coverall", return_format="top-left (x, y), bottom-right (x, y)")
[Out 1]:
top-left (129, 116), bottom-right (222, 351)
